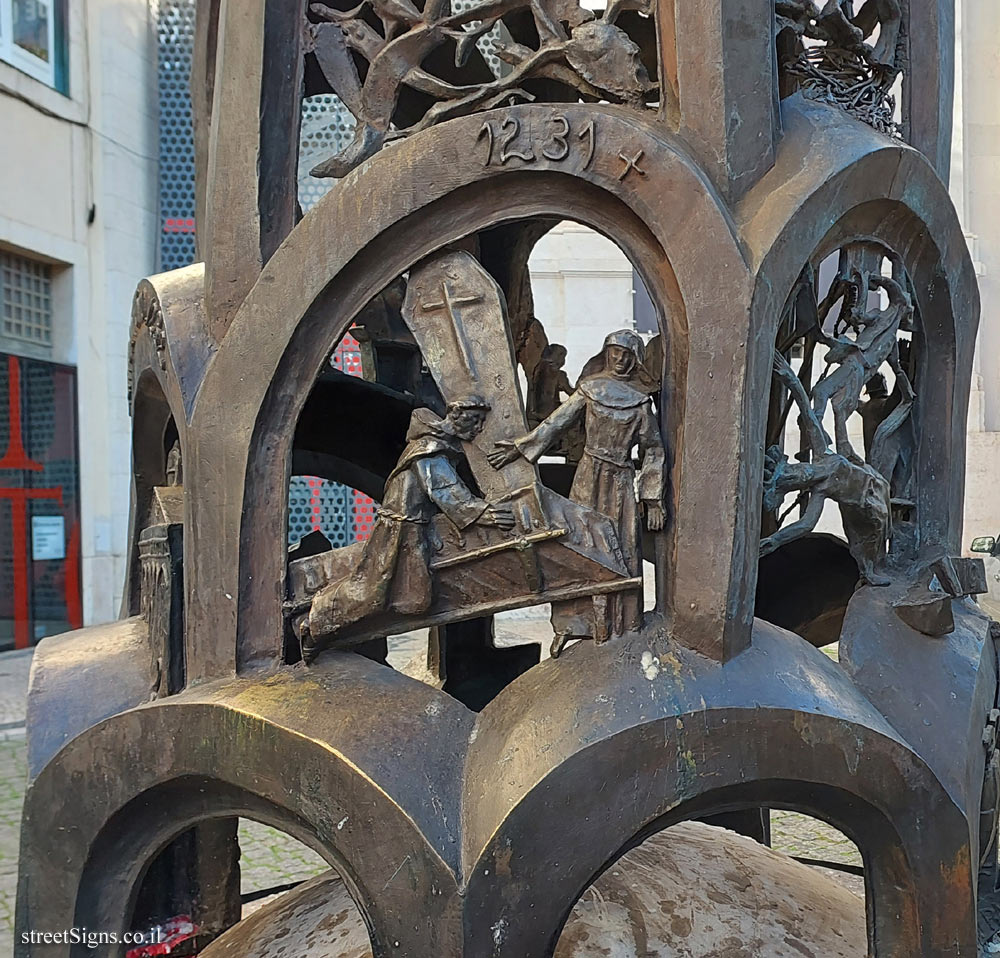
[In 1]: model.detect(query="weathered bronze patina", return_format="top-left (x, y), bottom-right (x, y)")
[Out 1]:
top-left (15, 0), bottom-right (998, 955)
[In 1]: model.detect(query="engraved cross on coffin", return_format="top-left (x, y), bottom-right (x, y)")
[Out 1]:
top-left (288, 250), bottom-right (640, 651)
top-left (402, 250), bottom-right (537, 501)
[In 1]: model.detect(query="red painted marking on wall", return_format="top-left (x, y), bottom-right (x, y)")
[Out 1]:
top-left (0, 355), bottom-right (43, 472)
top-left (0, 487), bottom-right (63, 648)
top-left (64, 519), bottom-right (82, 630)
top-left (1, 354), bottom-right (76, 646)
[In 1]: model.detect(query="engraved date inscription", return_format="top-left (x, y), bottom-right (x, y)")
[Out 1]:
top-left (478, 115), bottom-right (596, 169)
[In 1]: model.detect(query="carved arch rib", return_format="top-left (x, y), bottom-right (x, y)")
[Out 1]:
top-left (735, 97), bottom-right (978, 626)
top-left (185, 104), bottom-right (753, 679)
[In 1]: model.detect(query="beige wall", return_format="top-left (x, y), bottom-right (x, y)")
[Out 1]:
top-left (0, 0), bottom-right (158, 626)
top-left (958, 0), bottom-right (1000, 548)
top-left (529, 223), bottom-right (638, 382)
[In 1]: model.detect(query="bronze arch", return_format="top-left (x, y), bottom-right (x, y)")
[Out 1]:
top-left (735, 99), bottom-right (979, 628)
top-left (16, 658), bottom-right (473, 958)
top-left (124, 368), bottom-right (176, 617)
top-left (185, 105), bottom-right (753, 678)
top-left (73, 779), bottom-right (367, 957)
top-left (465, 708), bottom-right (973, 957)
top-left (239, 176), bottom-right (684, 669)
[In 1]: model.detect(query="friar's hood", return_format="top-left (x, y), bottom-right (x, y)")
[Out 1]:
top-left (577, 329), bottom-right (659, 396)
top-left (578, 376), bottom-right (651, 409)
top-left (386, 408), bottom-right (462, 483)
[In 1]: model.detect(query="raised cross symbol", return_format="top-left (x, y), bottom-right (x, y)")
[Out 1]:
top-left (419, 281), bottom-right (484, 378)
top-left (617, 149), bottom-right (647, 182)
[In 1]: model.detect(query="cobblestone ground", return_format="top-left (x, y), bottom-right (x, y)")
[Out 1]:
top-left (770, 810), bottom-right (865, 898)
top-left (0, 651), bottom-right (31, 729)
top-left (239, 821), bottom-right (328, 900)
top-left (0, 735), bottom-right (27, 957)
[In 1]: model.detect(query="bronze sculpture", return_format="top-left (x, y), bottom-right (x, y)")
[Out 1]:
top-left (302, 398), bottom-right (516, 661)
top-left (776, 0), bottom-right (904, 134)
top-left (525, 343), bottom-right (572, 428)
top-left (307, 0), bottom-right (653, 177)
top-left (489, 329), bottom-right (664, 651)
top-left (761, 351), bottom-right (891, 586)
top-left (810, 271), bottom-right (913, 457)
top-left (15, 0), bottom-right (999, 954)
top-left (287, 250), bottom-right (641, 659)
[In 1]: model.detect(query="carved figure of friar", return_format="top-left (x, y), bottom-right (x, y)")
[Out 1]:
top-left (302, 396), bottom-right (515, 661)
top-left (489, 329), bottom-right (665, 646)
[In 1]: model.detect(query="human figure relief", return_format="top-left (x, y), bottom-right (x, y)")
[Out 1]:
top-left (166, 440), bottom-right (183, 486)
top-left (810, 271), bottom-right (913, 458)
top-left (302, 396), bottom-right (515, 662)
top-left (489, 330), bottom-right (665, 653)
top-left (526, 343), bottom-right (573, 429)
top-left (761, 352), bottom-right (891, 586)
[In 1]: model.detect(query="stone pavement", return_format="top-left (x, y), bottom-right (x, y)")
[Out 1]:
top-left (0, 649), bottom-right (31, 958)
top-left (239, 821), bottom-right (327, 901)
top-left (0, 650), bottom-right (31, 730)
top-left (0, 736), bottom-right (27, 956)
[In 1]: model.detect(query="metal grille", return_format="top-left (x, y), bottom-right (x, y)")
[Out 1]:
top-left (297, 95), bottom-right (357, 214)
top-left (451, 0), bottom-right (505, 77)
top-left (330, 332), bottom-right (363, 377)
top-left (149, 8), bottom-right (375, 543)
top-left (156, 0), bottom-right (197, 271)
top-left (287, 476), bottom-right (353, 547)
top-left (1, 252), bottom-right (52, 346)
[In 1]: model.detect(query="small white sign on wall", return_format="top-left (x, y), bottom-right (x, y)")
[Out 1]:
top-left (32, 515), bottom-right (65, 561)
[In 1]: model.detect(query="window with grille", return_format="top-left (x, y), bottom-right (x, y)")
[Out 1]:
top-left (1, 251), bottom-right (52, 347)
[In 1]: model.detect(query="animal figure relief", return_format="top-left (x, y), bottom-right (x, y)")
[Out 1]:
top-left (306, 0), bottom-right (655, 178)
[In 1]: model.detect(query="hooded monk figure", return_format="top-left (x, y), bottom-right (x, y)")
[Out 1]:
top-left (489, 329), bottom-right (665, 651)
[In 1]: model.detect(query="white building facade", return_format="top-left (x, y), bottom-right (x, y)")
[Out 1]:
top-left (954, 0), bottom-right (1000, 547)
top-left (0, 0), bottom-right (158, 647)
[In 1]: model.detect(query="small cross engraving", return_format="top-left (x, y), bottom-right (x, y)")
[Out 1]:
top-left (617, 149), bottom-right (647, 182)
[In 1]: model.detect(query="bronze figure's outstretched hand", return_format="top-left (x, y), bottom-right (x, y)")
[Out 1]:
top-left (479, 503), bottom-right (516, 531)
top-left (488, 440), bottom-right (522, 469)
top-left (645, 502), bottom-right (665, 531)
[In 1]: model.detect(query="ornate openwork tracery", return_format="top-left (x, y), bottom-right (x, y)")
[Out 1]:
top-left (305, 0), bottom-right (658, 176)
top-left (776, 0), bottom-right (905, 135)
top-left (761, 243), bottom-right (919, 581)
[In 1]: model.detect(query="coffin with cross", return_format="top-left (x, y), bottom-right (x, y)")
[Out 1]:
top-left (286, 250), bottom-right (643, 647)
